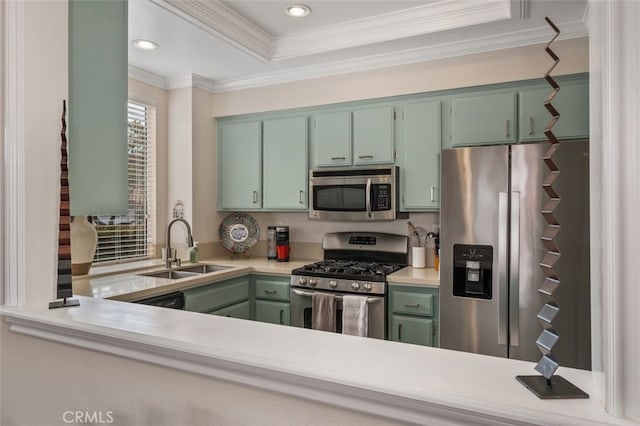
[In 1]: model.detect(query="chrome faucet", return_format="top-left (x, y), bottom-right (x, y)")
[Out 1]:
top-left (165, 218), bottom-right (194, 268)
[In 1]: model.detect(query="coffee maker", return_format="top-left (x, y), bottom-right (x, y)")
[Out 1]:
top-left (275, 226), bottom-right (290, 262)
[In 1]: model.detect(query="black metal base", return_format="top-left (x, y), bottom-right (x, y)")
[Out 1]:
top-left (49, 298), bottom-right (80, 309)
top-left (516, 375), bottom-right (589, 399)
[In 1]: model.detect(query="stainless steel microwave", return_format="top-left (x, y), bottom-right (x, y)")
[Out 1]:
top-left (309, 166), bottom-right (407, 221)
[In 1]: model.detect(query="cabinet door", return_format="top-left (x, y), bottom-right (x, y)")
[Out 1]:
top-left (451, 92), bottom-right (517, 146)
top-left (353, 106), bottom-right (395, 165)
top-left (212, 300), bottom-right (251, 320)
top-left (263, 116), bottom-right (308, 209)
top-left (519, 80), bottom-right (589, 142)
top-left (218, 121), bottom-right (262, 209)
top-left (390, 315), bottom-right (434, 346)
top-left (255, 300), bottom-right (290, 325)
top-left (254, 276), bottom-right (290, 301)
top-left (315, 111), bottom-right (352, 167)
top-left (69, 0), bottom-right (128, 215)
top-left (183, 276), bottom-right (250, 313)
top-left (401, 101), bottom-right (441, 210)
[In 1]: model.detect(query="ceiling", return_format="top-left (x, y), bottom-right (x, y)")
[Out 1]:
top-left (127, 0), bottom-right (589, 93)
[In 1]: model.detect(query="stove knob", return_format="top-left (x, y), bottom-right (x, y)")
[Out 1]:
top-left (329, 280), bottom-right (338, 289)
top-left (308, 279), bottom-right (317, 287)
top-left (298, 277), bottom-right (307, 286)
top-left (363, 283), bottom-right (372, 292)
top-left (351, 282), bottom-right (360, 291)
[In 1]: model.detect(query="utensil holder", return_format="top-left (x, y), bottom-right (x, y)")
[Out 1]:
top-left (412, 247), bottom-right (426, 269)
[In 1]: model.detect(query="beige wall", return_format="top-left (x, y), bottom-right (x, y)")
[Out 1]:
top-left (128, 79), bottom-right (169, 252)
top-left (213, 38), bottom-right (588, 117)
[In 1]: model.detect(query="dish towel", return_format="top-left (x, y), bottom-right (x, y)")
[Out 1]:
top-left (312, 293), bottom-right (336, 332)
top-left (342, 295), bottom-right (368, 337)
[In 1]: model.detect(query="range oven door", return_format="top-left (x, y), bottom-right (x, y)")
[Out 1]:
top-left (290, 288), bottom-right (386, 339)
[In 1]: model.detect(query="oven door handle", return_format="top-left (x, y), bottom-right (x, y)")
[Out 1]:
top-left (366, 178), bottom-right (372, 218)
top-left (292, 289), bottom-right (382, 304)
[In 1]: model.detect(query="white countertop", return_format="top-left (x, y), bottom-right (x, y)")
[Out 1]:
top-left (0, 297), bottom-right (631, 425)
top-left (72, 257), bottom-right (439, 301)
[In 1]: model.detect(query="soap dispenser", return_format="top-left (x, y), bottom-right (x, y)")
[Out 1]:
top-left (189, 241), bottom-right (200, 263)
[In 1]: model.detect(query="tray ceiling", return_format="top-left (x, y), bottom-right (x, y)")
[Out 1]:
top-left (128, 0), bottom-right (588, 92)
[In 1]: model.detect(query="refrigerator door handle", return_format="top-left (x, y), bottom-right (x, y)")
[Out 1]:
top-left (509, 192), bottom-right (520, 347)
top-left (498, 192), bottom-right (509, 346)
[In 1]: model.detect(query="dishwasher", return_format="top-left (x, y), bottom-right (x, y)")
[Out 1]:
top-left (134, 291), bottom-right (185, 310)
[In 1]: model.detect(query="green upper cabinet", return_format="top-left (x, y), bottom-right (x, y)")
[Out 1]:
top-left (315, 111), bottom-right (352, 167)
top-left (68, 0), bottom-right (128, 215)
top-left (353, 106), bottom-right (395, 165)
top-left (399, 101), bottom-right (441, 210)
top-left (450, 92), bottom-right (517, 147)
top-left (519, 78), bottom-right (589, 142)
top-left (263, 116), bottom-right (308, 210)
top-left (218, 121), bottom-right (262, 209)
top-left (314, 105), bottom-right (395, 168)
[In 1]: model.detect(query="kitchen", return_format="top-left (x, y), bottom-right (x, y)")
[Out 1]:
top-left (2, 1), bottom-right (640, 425)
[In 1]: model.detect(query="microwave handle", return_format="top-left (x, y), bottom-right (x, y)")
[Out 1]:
top-left (366, 178), bottom-right (372, 218)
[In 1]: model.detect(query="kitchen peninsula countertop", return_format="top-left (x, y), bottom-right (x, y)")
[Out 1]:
top-left (72, 257), bottom-right (439, 302)
top-left (1, 296), bottom-right (631, 426)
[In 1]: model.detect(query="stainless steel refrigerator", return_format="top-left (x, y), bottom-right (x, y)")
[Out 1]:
top-left (439, 141), bottom-right (591, 370)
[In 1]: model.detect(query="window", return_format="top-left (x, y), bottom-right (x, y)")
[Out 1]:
top-left (92, 101), bottom-right (156, 263)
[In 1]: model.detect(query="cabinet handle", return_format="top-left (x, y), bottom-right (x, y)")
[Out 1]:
top-left (358, 155), bottom-right (374, 159)
top-left (264, 289), bottom-right (277, 295)
top-left (505, 119), bottom-right (510, 138)
top-left (528, 117), bottom-right (534, 135)
top-left (398, 323), bottom-right (403, 341)
top-left (430, 186), bottom-right (436, 202)
top-left (404, 302), bottom-right (420, 308)
top-left (279, 309), bottom-right (284, 325)
top-left (252, 190), bottom-right (258, 203)
top-left (299, 190), bottom-right (304, 204)
top-left (331, 156), bottom-right (346, 161)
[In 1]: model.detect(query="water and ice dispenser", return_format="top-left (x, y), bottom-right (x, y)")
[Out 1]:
top-left (452, 244), bottom-right (493, 299)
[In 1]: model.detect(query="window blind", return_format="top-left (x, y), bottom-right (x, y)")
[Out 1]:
top-left (92, 101), bottom-right (156, 263)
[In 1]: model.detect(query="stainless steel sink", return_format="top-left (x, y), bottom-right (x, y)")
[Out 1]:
top-left (140, 270), bottom-right (201, 280)
top-left (139, 264), bottom-right (231, 279)
top-left (176, 264), bottom-right (232, 274)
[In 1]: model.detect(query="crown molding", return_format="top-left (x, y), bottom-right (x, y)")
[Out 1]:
top-left (273, 0), bottom-right (513, 61)
top-left (212, 21), bottom-right (588, 93)
top-left (128, 65), bottom-right (168, 89)
top-left (166, 74), bottom-right (216, 94)
top-left (151, 0), bottom-right (272, 62)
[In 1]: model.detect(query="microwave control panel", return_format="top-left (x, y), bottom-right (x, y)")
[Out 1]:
top-left (372, 184), bottom-right (391, 211)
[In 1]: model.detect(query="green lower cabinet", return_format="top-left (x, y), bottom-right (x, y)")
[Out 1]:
top-left (252, 275), bottom-right (290, 325)
top-left (212, 300), bottom-right (251, 320)
top-left (183, 276), bottom-right (250, 314)
top-left (388, 284), bottom-right (439, 347)
top-left (255, 300), bottom-right (290, 325)
top-left (390, 315), bottom-right (434, 346)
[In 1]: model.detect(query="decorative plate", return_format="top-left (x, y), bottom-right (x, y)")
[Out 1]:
top-left (218, 212), bottom-right (260, 253)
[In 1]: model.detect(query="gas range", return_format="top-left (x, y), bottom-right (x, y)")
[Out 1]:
top-left (290, 232), bottom-right (409, 295)
top-left (291, 260), bottom-right (405, 294)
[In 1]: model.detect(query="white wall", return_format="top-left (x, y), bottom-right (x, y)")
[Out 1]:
top-left (0, 321), bottom-right (396, 426)
top-left (4, 0), bottom-right (68, 306)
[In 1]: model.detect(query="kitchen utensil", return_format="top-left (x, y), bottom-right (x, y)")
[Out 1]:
top-left (218, 212), bottom-right (260, 253)
top-left (407, 221), bottom-right (420, 247)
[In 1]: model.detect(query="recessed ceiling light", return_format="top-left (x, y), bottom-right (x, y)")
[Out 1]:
top-left (284, 4), bottom-right (311, 18)
top-left (133, 39), bottom-right (158, 51)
